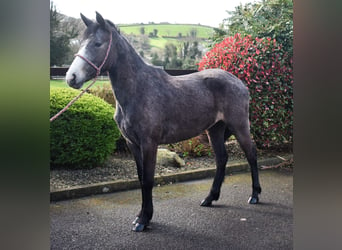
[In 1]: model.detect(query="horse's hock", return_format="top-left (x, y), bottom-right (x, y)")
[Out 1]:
top-left (157, 148), bottom-right (185, 168)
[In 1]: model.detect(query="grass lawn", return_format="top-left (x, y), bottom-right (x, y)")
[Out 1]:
top-left (50, 79), bottom-right (111, 88)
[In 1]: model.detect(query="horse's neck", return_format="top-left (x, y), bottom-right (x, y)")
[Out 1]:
top-left (119, 36), bottom-right (147, 70)
top-left (108, 37), bottom-right (149, 106)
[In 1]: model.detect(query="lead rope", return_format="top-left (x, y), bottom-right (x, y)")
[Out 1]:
top-left (50, 30), bottom-right (113, 122)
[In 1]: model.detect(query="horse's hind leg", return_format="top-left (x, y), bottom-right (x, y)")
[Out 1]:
top-left (201, 122), bottom-right (230, 206)
top-left (235, 126), bottom-right (262, 204)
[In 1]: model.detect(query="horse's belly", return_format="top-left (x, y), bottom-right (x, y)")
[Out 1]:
top-left (159, 117), bottom-right (216, 144)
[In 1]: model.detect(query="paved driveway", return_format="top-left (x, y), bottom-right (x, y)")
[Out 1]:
top-left (50, 169), bottom-right (293, 249)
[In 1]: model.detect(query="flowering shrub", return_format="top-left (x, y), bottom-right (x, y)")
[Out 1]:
top-left (198, 34), bottom-right (293, 148)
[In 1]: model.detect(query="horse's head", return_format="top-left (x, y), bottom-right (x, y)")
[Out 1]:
top-left (66, 12), bottom-right (117, 89)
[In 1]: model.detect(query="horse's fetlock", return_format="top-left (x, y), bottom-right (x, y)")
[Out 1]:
top-left (211, 190), bottom-right (220, 201)
top-left (254, 186), bottom-right (262, 194)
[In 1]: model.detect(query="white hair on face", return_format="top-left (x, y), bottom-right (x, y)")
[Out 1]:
top-left (66, 39), bottom-right (90, 86)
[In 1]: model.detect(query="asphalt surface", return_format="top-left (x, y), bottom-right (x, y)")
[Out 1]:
top-left (50, 169), bottom-right (293, 249)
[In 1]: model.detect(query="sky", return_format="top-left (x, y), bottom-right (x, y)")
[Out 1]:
top-left (51, 0), bottom-right (257, 28)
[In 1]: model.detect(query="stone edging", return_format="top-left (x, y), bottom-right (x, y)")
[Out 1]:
top-left (50, 154), bottom-right (292, 201)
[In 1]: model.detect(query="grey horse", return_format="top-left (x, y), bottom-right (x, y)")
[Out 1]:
top-left (66, 12), bottom-right (261, 232)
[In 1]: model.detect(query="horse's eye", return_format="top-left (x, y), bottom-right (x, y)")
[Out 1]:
top-left (95, 42), bottom-right (102, 47)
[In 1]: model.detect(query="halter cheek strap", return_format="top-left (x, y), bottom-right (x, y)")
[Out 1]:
top-left (75, 54), bottom-right (102, 75)
top-left (75, 30), bottom-right (113, 76)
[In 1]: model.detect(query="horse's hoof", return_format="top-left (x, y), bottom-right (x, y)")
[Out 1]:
top-left (132, 223), bottom-right (146, 232)
top-left (200, 198), bottom-right (212, 207)
top-left (132, 217), bottom-right (139, 225)
top-left (248, 196), bottom-right (259, 204)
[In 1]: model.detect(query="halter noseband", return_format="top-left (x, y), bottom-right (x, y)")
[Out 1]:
top-left (75, 30), bottom-right (113, 76)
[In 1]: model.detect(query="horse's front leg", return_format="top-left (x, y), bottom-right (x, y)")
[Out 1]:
top-left (126, 141), bottom-right (143, 225)
top-left (132, 142), bottom-right (157, 232)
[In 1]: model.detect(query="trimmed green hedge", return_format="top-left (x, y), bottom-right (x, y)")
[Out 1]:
top-left (50, 88), bottom-right (121, 168)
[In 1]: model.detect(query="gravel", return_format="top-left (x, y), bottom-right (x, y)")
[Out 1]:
top-left (50, 141), bottom-right (285, 192)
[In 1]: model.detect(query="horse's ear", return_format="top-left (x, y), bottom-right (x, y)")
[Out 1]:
top-left (95, 11), bottom-right (106, 28)
top-left (80, 13), bottom-right (93, 27)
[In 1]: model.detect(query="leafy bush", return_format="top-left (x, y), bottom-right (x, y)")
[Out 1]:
top-left (88, 83), bottom-right (116, 108)
top-left (168, 133), bottom-right (212, 157)
top-left (50, 87), bottom-right (121, 168)
top-left (198, 34), bottom-right (293, 148)
top-left (88, 84), bottom-right (131, 153)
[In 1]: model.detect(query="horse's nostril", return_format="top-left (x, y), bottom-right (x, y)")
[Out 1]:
top-left (68, 73), bottom-right (77, 85)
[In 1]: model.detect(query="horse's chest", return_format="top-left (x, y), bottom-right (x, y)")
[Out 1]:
top-left (114, 107), bottom-right (127, 131)
top-left (114, 106), bottom-right (138, 142)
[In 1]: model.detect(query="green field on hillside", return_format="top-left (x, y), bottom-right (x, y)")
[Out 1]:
top-left (119, 23), bottom-right (214, 38)
top-left (148, 37), bottom-right (179, 49)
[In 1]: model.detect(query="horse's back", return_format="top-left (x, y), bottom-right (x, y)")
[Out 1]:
top-left (172, 68), bottom-right (249, 103)
top-left (198, 69), bottom-right (247, 91)
top-left (175, 68), bottom-right (246, 87)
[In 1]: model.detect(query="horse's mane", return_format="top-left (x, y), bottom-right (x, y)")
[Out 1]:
top-left (83, 19), bottom-right (120, 40)
top-left (105, 19), bottom-right (120, 33)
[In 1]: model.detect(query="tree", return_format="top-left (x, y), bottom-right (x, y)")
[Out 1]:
top-left (148, 29), bottom-right (158, 38)
top-left (163, 43), bottom-right (182, 69)
top-left (151, 52), bottom-right (163, 66)
top-left (189, 28), bottom-right (197, 39)
top-left (50, 2), bottom-right (79, 66)
top-left (188, 41), bottom-right (201, 59)
top-left (179, 41), bottom-right (202, 70)
top-left (208, 26), bottom-right (228, 48)
top-left (211, 0), bottom-right (293, 56)
top-left (182, 41), bottom-right (189, 59)
top-left (50, 2), bottom-right (68, 66)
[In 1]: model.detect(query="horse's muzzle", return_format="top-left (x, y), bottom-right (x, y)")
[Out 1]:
top-left (66, 72), bottom-right (83, 89)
